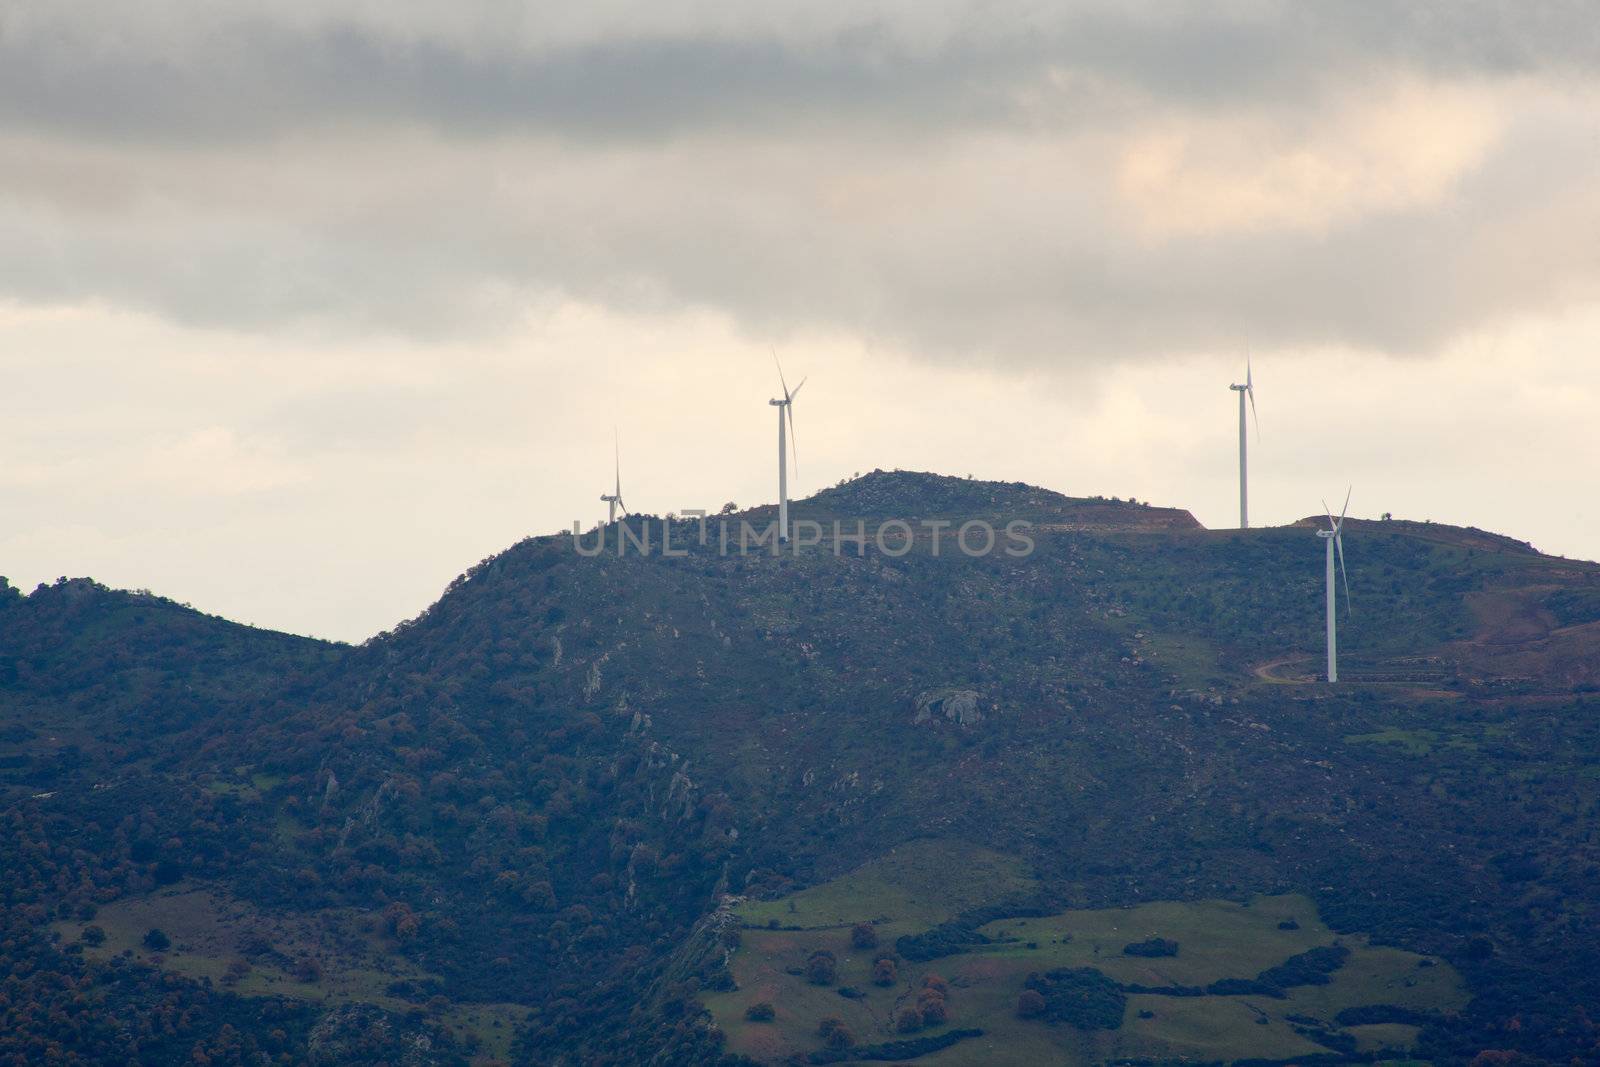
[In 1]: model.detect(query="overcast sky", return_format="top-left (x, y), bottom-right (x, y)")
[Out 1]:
top-left (3, 1), bottom-right (1598, 642)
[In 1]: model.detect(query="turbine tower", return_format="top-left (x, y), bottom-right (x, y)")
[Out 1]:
top-left (1228, 357), bottom-right (1259, 528)
top-left (1317, 489), bottom-right (1352, 683)
top-left (769, 356), bottom-right (805, 542)
top-left (600, 431), bottom-right (627, 524)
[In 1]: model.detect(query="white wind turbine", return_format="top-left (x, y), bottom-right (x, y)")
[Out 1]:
top-left (1317, 489), bottom-right (1352, 683)
top-left (599, 430), bottom-right (628, 525)
top-left (769, 355), bottom-right (806, 542)
top-left (1229, 356), bottom-right (1260, 528)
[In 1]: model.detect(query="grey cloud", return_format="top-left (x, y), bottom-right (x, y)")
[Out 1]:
top-left (2, 3), bottom-right (1598, 144)
top-left (3, 110), bottom-right (1596, 363)
top-left (2, 1), bottom-right (1599, 363)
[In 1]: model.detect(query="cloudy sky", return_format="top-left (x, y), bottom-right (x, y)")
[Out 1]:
top-left (3, 1), bottom-right (1598, 642)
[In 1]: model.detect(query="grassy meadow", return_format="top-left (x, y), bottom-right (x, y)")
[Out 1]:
top-left (705, 841), bottom-right (1465, 1065)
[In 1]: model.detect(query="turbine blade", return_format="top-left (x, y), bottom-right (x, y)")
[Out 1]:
top-left (786, 403), bottom-right (799, 480)
top-left (773, 349), bottom-right (789, 400)
top-left (1322, 499), bottom-right (1336, 530)
top-left (1337, 486), bottom-right (1352, 530)
top-left (1336, 532), bottom-right (1351, 613)
top-left (614, 428), bottom-right (621, 496)
top-left (788, 376), bottom-right (807, 401)
top-left (1241, 363), bottom-right (1254, 441)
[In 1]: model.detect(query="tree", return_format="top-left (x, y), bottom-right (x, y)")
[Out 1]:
top-left (851, 923), bottom-right (877, 950)
top-left (895, 1006), bottom-right (924, 1033)
top-left (918, 988), bottom-right (948, 1025)
top-left (384, 902), bottom-right (420, 941)
top-left (805, 950), bottom-right (837, 986)
top-left (744, 1002), bottom-right (775, 1022)
top-left (80, 926), bottom-right (106, 947)
top-left (222, 958), bottom-right (252, 987)
top-left (872, 957), bottom-right (898, 986)
top-left (142, 928), bottom-right (170, 951)
top-left (1017, 989), bottom-right (1046, 1018)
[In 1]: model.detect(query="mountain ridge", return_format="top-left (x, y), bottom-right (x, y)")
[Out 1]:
top-left (3, 469), bottom-right (1600, 1065)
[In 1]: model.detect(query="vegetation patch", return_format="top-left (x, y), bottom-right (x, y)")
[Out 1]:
top-left (1123, 937), bottom-right (1179, 958)
top-left (53, 886), bottom-right (526, 1061)
top-left (1020, 967), bottom-right (1126, 1029)
top-left (1257, 944), bottom-right (1350, 991)
top-left (806, 1027), bottom-right (986, 1063)
top-left (1344, 728), bottom-right (1439, 756)
top-left (709, 876), bottom-right (1465, 1066)
top-left (737, 839), bottom-right (1036, 931)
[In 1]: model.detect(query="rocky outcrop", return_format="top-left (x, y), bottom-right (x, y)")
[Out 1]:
top-left (914, 688), bottom-right (984, 725)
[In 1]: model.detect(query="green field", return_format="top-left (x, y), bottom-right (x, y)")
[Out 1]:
top-left (706, 842), bottom-right (1466, 1065)
top-left (1345, 728), bottom-right (1440, 756)
top-left (53, 885), bottom-right (525, 1063)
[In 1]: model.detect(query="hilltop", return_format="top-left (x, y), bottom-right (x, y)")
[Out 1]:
top-left (797, 469), bottom-right (1200, 530)
top-left (3, 471), bottom-right (1600, 1066)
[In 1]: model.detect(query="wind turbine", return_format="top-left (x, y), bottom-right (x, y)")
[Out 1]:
top-left (1228, 356), bottom-right (1259, 528)
top-left (600, 430), bottom-right (627, 525)
top-left (769, 355), bottom-right (805, 542)
top-left (1317, 489), bottom-right (1352, 683)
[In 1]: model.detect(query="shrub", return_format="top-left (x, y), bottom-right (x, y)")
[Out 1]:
top-left (744, 1002), bottom-right (775, 1022)
top-left (895, 921), bottom-right (990, 962)
top-left (806, 950), bottom-right (837, 986)
top-left (895, 1006), bottom-right (924, 1033)
top-left (817, 1017), bottom-right (844, 1039)
top-left (1017, 989), bottom-right (1046, 1018)
top-left (238, 930), bottom-right (274, 957)
top-left (141, 928), bottom-right (171, 952)
top-left (921, 974), bottom-right (948, 995)
top-left (872, 958), bottom-right (898, 986)
top-left (1256, 944), bottom-right (1348, 990)
top-left (918, 990), bottom-right (948, 1025)
top-left (1021, 968), bottom-right (1125, 1030)
top-left (805, 1028), bottom-right (985, 1065)
top-left (80, 925), bottom-right (106, 946)
top-left (1122, 937), bottom-right (1178, 958)
top-left (851, 923), bottom-right (878, 950)
top-left (1334, 1004), bottom-right (1433, 1027)
top-left (384, 902), bottom-right (421, 941)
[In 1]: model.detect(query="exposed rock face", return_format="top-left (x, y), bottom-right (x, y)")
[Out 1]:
top-left (307, 1004), bottom-right (440, 1067)
top-left (914, 688), bottom-right (984, 725)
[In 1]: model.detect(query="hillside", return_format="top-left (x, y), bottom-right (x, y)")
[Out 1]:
top-left (3, 471), bottom-right (1600, 1066)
